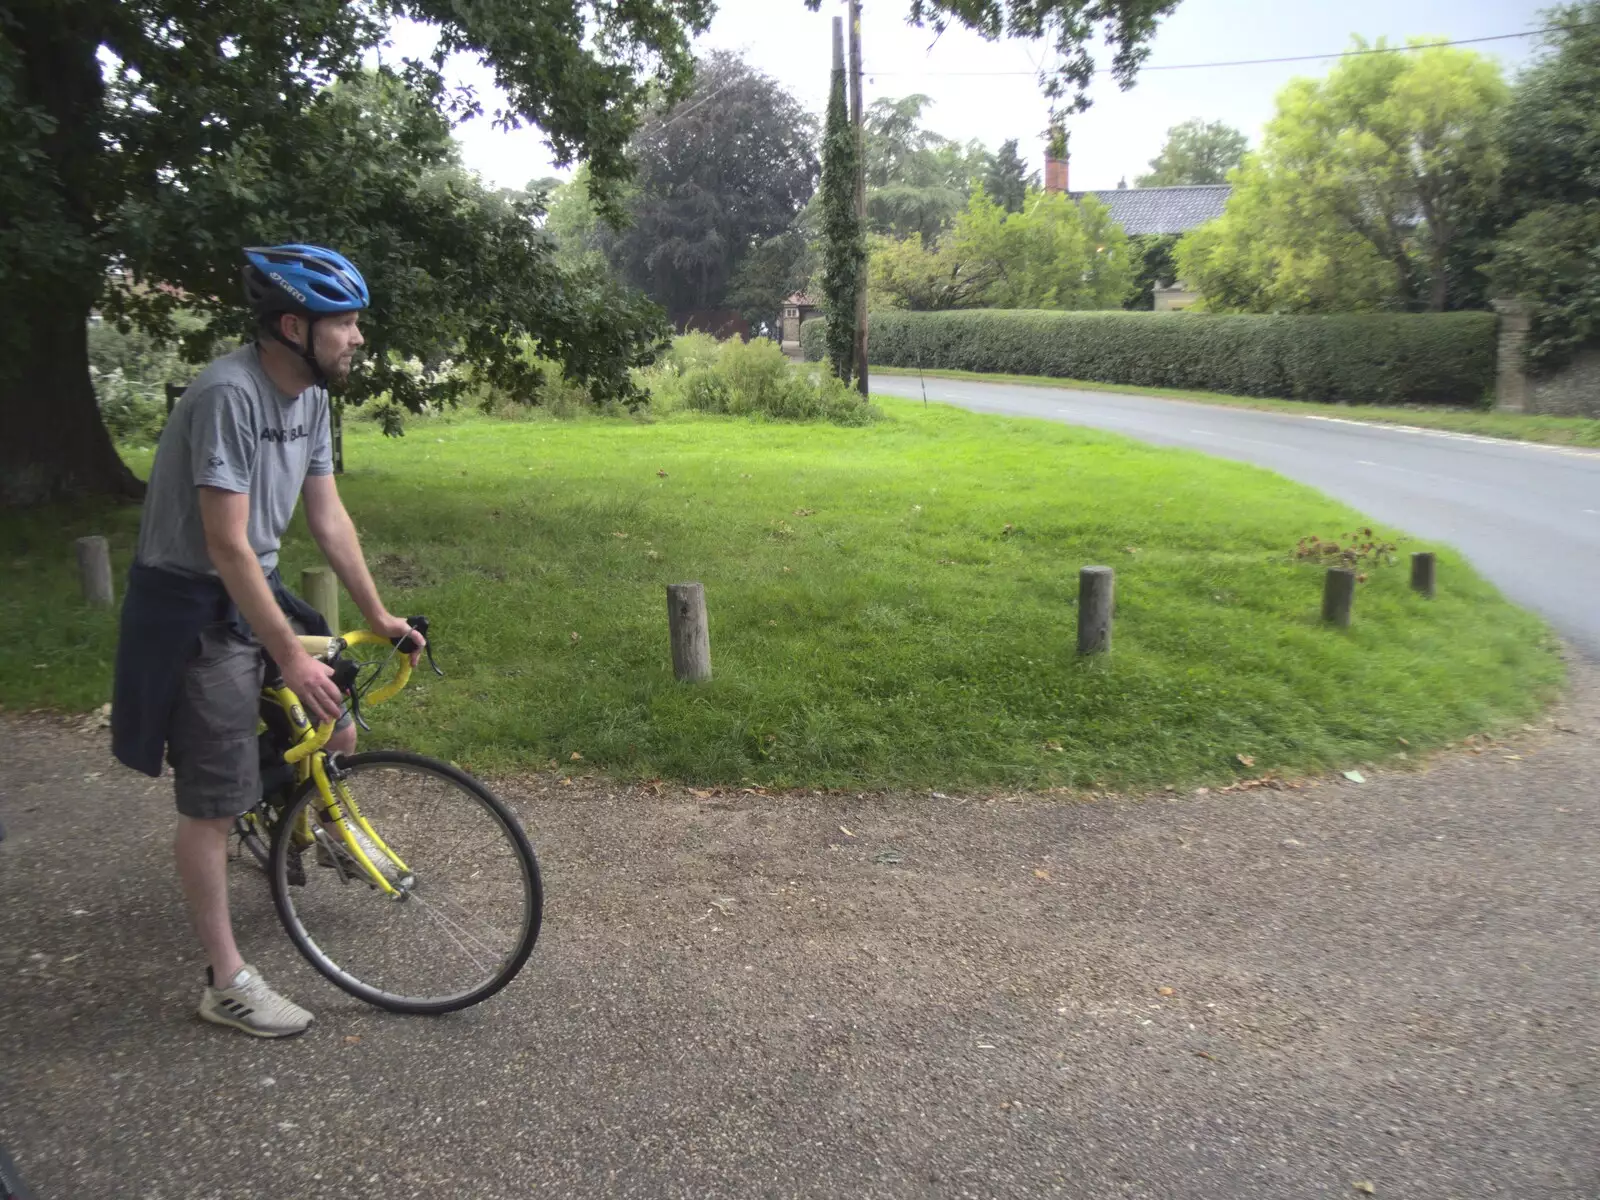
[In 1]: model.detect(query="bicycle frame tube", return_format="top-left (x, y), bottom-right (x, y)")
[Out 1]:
top-left (264, 630), bottom-right (419, 893)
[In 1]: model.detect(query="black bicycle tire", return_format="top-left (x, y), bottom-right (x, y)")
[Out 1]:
top-left (267, 750), bottom-right (543, 1015)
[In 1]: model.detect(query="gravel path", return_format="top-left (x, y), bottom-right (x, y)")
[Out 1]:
top-left (2, 667), bottom-right (1596, 1199)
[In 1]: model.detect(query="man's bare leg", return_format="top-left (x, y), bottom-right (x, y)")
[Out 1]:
top-left (174, 815), bottom-right (244, 984)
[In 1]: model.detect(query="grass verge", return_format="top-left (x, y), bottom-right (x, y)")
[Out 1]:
top-left (0, 400), bottom-right (1564, 791)
top-left (871, 365), bottom-right (1600, 449)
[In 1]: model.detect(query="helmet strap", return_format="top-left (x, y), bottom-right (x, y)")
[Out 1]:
top-left (266, 312), bottom-right (327, 386)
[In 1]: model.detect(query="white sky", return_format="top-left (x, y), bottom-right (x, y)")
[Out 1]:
top-left (382, 0), bottom-right (1551, 193)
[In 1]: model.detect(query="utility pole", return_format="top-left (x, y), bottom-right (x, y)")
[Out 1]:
top-left (848, 0), bottom-right (869, 397)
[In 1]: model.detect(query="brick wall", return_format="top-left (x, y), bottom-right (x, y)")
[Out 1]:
top-left (1494, 300), bottom-right (1600, 417)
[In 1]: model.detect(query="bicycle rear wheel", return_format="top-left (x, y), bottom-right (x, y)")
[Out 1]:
top-left (268, 751), bottom-right (542, 1014)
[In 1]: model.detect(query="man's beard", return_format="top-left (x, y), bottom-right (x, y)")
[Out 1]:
top-left (318, 350), bottom-right (356, 383)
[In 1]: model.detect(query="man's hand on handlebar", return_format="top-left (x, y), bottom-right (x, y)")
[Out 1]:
top-left (371, 612), bottom-right (427, 667)
top-left (282, 651), bottom-right (345, 725)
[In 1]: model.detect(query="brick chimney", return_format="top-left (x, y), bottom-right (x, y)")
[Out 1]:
top-left (1043, 126), bottom-right (1069, 194)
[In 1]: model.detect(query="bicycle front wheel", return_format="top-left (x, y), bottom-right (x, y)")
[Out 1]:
top-left (269, 751), bottom-right (542, 1014)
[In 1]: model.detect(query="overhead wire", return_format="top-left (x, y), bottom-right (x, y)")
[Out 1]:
top-left (860, 21), bottom-right (1592, 78)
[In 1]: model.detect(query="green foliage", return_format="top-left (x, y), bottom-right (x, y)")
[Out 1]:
top-left (1135, 119), bottom-right (1247, 186)
top-left (603, 52), bottom-right (818, 319)
top-left (863, 96), bottom-right (987, 244)
top-left (803, 1), bottom-right (1181, 115)
top-left (821, 44), bottom-right (863, 385)
top-left (1487, 6), bottom-right (1600, 372)
top-left (1177, 40), bottom-right (1510, 314)
top-left (801, 317), bottom-right (829, 363)
top-left (86, 312), bottom-right (222, 445)
top-left (860, 309), bottom-right (1497, 404)
top-left (1125, 234), bottom-right (1181, 310)
top-left (867, 187), bottom-right (1135, 312)
top-left (542, 166), bottom-right (608, 275)
top-left (982, 139), bottom-right (1034, 214)
top-left (643, 335), bottom-right (880, 425)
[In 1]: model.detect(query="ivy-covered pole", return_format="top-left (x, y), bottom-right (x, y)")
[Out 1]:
top-left (849, 0), bottom-right (869, 397)
top-left (822, 16), bottom-right (863, 386)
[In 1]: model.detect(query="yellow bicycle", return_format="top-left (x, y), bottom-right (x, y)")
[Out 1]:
top-left (234, 618), bottom-right (542, 1014)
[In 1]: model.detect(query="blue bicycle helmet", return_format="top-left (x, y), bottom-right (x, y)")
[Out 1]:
top-left (242, 244), bottom-right (369, 382)
top-left (243, 244), bottom-right (369, 314)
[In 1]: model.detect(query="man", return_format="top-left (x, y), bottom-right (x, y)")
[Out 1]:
top-left (111, 244), bottom-right (421, 1038)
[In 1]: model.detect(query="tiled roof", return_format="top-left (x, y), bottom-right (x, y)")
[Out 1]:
top-left (1070, 184), bottom-right (1232, 236)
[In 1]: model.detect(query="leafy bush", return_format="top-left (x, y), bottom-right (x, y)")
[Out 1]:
top-left (87, 316), bottom-right (206, 445)
top-left (643, 334), bottom-right (879, 425)
top-left (800, 317), bottom-right (827, 363)
top-left (809, 309), bottom-right (1497, 405)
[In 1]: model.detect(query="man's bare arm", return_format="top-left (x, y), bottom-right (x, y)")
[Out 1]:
top-left (301, 474), bottom-right (424, 659)
top-left (198, 487), bottom-right (344, 722)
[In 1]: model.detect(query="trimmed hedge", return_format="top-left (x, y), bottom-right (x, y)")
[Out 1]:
top-left (806, 310), bottom-right (1498, 406)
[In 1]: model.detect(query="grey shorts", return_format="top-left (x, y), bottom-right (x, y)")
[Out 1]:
top-left (167, 621), bottom-right (351, 820)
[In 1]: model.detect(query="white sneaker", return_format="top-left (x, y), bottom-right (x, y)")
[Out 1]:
top-left (198, 964), bottom-right (313, 1038)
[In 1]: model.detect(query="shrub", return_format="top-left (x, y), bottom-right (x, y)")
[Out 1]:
top-left (800, 317), bottom-right (828, 363)
top-left (641, 334), bottom-right (881, 425)
top-left (805, 310), bottom-right (1499, 406)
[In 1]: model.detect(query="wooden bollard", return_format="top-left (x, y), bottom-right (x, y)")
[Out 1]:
top-left (1322, 567), bottom-right (1356, 628)
top-left (666, 582), bottom-right (712, 682)
top-left (1077, 566), bottom-right (1114, 656)
top-left (75, 536), bottom-right (113, 607)
top-left (1411, 551), bottom-right (1436, 599)
top-left (301, 566), bottom-right (340, 634)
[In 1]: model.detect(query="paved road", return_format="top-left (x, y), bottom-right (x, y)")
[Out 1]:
top-left (875, 376), bottom-right (1600, 658)
top-left (3, 686), bottom-right (1598, 1199)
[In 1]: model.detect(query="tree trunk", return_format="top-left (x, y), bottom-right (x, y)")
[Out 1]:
top-left (0, 292), bottom-right (145, 506)
top-left (0, 8), bottom-right (142, 505)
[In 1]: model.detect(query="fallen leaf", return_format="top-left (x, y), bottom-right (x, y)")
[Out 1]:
top-left (1043, 740), bottom-right (1063, 753)
top-left (1157, 986), bottom-right (1175, 997)
top-left (1236, 753), bottom-right (1255, 767)
top-left (568, 631), bottom-right (581, 644)
top-left (793, 508), bottom-right (815, 517)
top-left (657, 469), bottom-right (669, 478)
top-left (1502, 754), bottom-right (1522, 761)
top-left (1352, 1184), bottom-right (1375, 1196)
top-left (839, 826), bottom-right (856, 837)
top-left (1123, 545), bottom-right (1139, 554)
top-left (872, 848), bottom-right (905, 865)
top-left (1397, 737), bottom-right (1410, 746)
top-left (1195, 787), bottom-right (1210, 796)
top-left (1033, 868), bottom-right (1051, 880)
top-left (560, 777), bottom-right (572, 786)
top-left (344, 1035), bottom-right (362, 1045)
top-left (1343, 770), bottom-right (1366, 784)
top-left (569, 751), bottom-right (583, 761)
top-left (689, 788), bottom-right (713, 798)
top-left (646, 550), bottom-right (661, 560)
top-left (767, 619), bottom-right (778, 626)
top-left (612, 531), bottom-right (629, 539)
top-left (1001, 523), bottom-right (1015, 536)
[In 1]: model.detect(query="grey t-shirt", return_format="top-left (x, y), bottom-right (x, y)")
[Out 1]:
top-left (137, 343), bottom-right (333, 575)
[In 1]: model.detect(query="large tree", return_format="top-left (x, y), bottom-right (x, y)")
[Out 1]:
top-left (863, 95), bottom-right (987, 245)
top-left (1486, 4), bottom-right (1600, 372)
top-left (0, 0), bottom-right (710, 505)
top-left (1134, 118), bottom-right (1246, 186)
top-left (602, 51), bottom-right (818, 322)
top-left (1176, 39), bottom-right (1509, 314)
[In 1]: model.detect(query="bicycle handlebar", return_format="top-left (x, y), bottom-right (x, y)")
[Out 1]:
top-left (283, 616), bottom-right (435, 763)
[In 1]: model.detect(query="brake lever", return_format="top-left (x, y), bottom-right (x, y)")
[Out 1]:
top-left (394, 615), bottom-right (443, 677)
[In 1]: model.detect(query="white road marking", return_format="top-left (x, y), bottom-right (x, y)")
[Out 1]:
top-left (1357, 460), bottom-right (1378, 466)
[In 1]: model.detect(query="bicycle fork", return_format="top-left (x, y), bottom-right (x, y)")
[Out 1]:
top-left (298, 755), bottom-right (415, 899)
